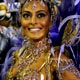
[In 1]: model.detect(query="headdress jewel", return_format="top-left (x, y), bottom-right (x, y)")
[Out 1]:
top-left (19, 0), bottom-right (58, 22)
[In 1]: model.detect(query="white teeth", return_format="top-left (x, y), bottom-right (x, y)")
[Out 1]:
top-left (30, 28), bottom-right (41, 32)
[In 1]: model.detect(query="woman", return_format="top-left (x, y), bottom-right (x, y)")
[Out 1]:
top-left (6, 0), bottom-right (80, 80)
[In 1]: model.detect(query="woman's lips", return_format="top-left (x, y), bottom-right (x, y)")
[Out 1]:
top-left (28, 27), bottom-right (42, 32)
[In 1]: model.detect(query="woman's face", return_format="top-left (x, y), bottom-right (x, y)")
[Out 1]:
top-left (21, 1), bottom-right (52, 40)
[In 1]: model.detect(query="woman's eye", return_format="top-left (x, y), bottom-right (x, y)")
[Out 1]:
top-left (22, 13), bottom-right (31, 19)
top-left (37, 13), bottom-right (46, 18)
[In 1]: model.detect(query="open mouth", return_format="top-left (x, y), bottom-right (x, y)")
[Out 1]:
top-left (28, 27), bottom-right (42, 32)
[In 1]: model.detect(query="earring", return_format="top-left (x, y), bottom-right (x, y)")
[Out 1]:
top-left (48, 32), bottom-right (52, 44)
top-left (48, 32), bottom-right (55, 56)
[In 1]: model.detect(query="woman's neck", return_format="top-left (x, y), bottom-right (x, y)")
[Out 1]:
top-left (23, 37), bottom-right (52, 55)
top-left (24, 37), bottom-right (51, 47)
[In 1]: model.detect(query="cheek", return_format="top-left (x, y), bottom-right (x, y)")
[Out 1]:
top-left (21, 20), bottom-right (28, 33)
top-left (41, 19), bottom-right (50, 29)
top-left (21, 19), bottom-right (26, 26)
top-left (22, 27), bottom-right (27, 37)
top-left (22, 26), bottom-right (27, 36)
top-left (21, 19), bottom-right (28, 29)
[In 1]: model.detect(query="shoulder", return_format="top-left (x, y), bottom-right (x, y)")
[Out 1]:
top-left (12, 46), bottom-right (26, 61)
top-left (53, 46), bottom-right (70, 59)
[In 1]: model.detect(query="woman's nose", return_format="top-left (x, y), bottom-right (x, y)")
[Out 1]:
top-left (30, 15), bottom-right (37, 25)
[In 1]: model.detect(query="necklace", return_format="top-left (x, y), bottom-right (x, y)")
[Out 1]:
top-left (18, 38), bottom-right (51, 67)
top-left (7, 38), bottom-right (52, 79)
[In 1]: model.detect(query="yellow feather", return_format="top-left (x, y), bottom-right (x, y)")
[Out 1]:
top-left (62, 20), bottom-right (79, 46)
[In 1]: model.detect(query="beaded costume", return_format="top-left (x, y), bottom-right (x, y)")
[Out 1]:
top-left (6, 38), bottom-right (80, 80)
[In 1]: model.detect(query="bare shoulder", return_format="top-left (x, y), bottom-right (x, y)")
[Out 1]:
top-left (52, 46), bottom-right (80, 80)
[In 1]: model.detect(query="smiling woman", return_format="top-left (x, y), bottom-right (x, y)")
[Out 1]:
top-left (21, 1), bottom-right (52, 40)
top-left (5, 0), bottom-right (80, 80)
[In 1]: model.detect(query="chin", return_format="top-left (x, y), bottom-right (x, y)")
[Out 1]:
top-left (30, 37), bottom-right (41, 41)
top-left (27, 32), bottom-right (46, 41)
top-left (29, 36), bottom-right (44, 41)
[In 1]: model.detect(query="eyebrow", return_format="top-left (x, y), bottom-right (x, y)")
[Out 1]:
top-left (22, 10), bottom-right (47, 14)
top-left (36, 10), bottom-right (47, 13)
top-left (22, 11), bottom-right (31, 14)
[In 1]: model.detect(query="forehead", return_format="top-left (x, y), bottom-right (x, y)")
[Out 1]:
top-left (22, 1), bottom-right (49, 12)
